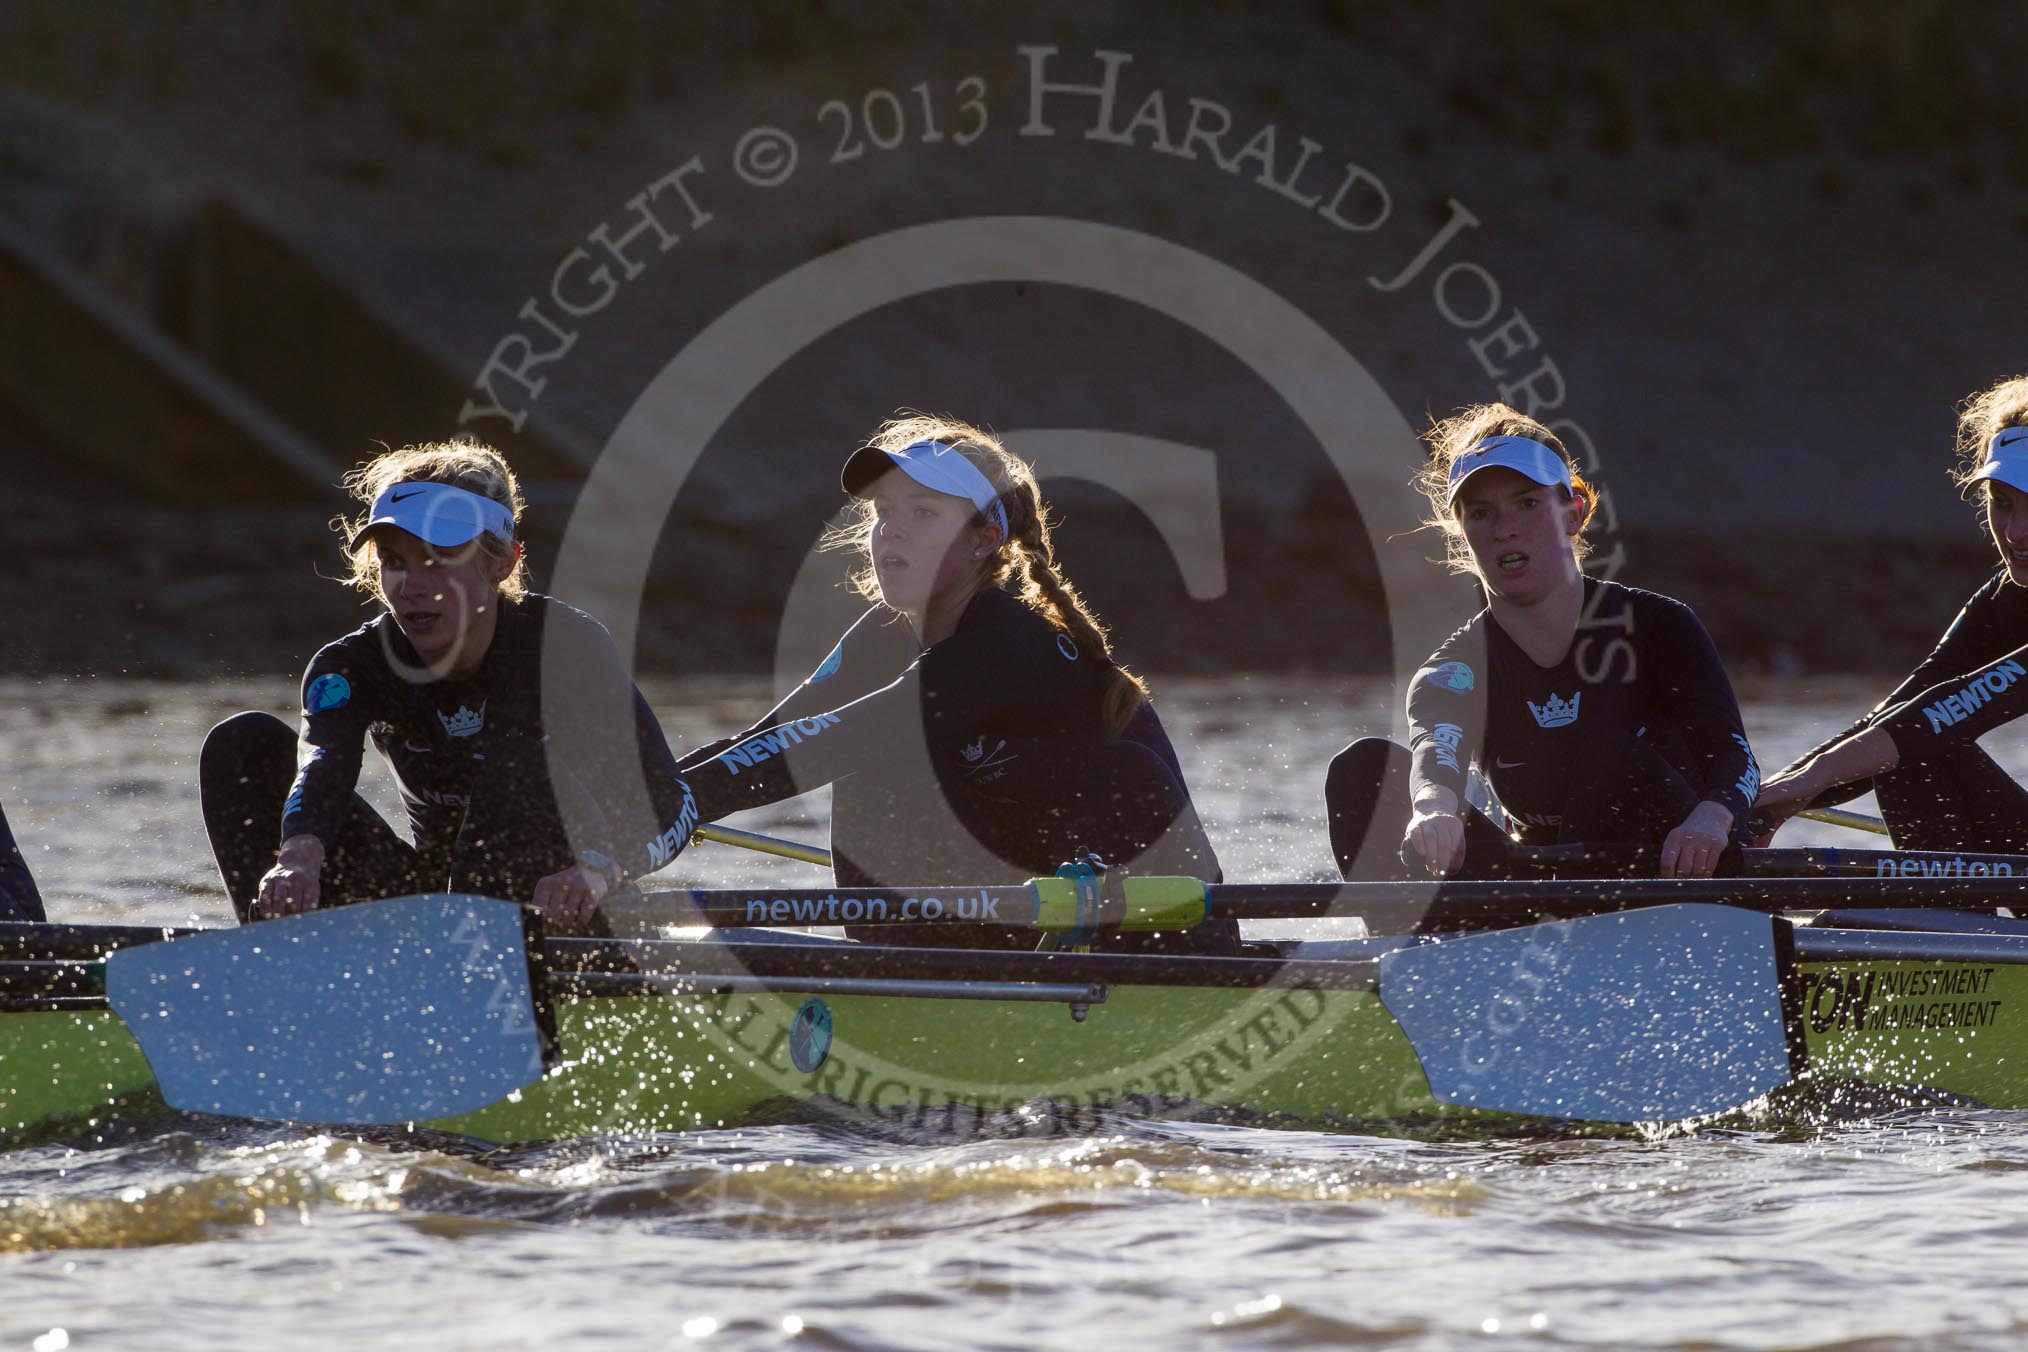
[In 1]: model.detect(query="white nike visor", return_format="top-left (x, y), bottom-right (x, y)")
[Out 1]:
top-left (1966, 427), bottom-right (2028, 497)
top-left (1444, 434), bottom-right (1575, 510)
top-left (352, 481), bottom-right (515, 552)
top-left (841, 439), bottom-right (1010, 538)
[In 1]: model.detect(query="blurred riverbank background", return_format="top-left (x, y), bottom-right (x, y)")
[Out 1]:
top-left (1, 1), bottom-right (2022, 683)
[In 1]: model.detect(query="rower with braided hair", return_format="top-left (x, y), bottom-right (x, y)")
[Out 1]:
top-left (668, 413), bottom-right (1233, 953)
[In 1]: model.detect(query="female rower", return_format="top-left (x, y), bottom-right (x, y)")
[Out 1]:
top-left (199, 437), bottom-right (698, 934)
top-left (1756, 375), bottom-right (2028, 849)
top-left (1325, 403), bottom-right (1760, 880)
top-left (0, 802), bottom-right (44, 922)
top-left (668, 414), bottom-right (1233, 953)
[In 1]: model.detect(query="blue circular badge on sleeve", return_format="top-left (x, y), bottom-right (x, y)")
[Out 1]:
top-left (1424, 661), bottom-right (1475, 693)
top-left (809, 643), bottom-right (844, 684)
top-left (305, 673), bottom-right (353, 713)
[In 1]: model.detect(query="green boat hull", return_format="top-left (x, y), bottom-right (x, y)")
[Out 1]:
top-left (8, 942), bottom-right (2028, 1144)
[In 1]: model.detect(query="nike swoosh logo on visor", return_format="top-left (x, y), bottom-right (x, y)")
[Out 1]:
top-left (389, 489), bottom-right (426, 503)
top-left (1494, 757), bottom-right (1525, 769)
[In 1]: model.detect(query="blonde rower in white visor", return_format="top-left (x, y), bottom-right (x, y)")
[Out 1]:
top-left (1759, 376), bottom-right (2028, 850)
top-left (197, 437), bottom-right (700, 934)
top-left (1325, 402), bottom-right (1761, 882)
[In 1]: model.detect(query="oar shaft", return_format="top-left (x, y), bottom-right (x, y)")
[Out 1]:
top-left (631, 869), bottom-right (2027, 934)
top-left (693, 824), bottom-right (832, 868)
top-left (0, 922), bottom-right (196, 961)
top-left (1223, 875), bottom-right (2025, 909)
top-left (1473, 841), bottom-right (2028, 879)
top-left (6, 846), bottom-right (2021, 975)
top-left (645, 884), bottom-right (1044, 929)
top-left (1745, 846), bottom-right (2028, 878)
top-left (0, 960), bottom-right (106, 999)
top-left (552, 936), bottom-right (1384, 992)
top-left (1799, 806), bottom-right (1891, 837)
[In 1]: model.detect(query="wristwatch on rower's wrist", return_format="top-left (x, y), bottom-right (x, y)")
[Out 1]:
top-left (575, 849), bottom-right (622, 891)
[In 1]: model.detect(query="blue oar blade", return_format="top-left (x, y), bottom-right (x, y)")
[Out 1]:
top-left (1379, 903), bottom-right (1792, 1123)
top-left (106, 895), bottom-right (549, 1125)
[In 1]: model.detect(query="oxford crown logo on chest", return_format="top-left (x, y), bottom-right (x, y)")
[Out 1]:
top-left (437, 702), bottom-right (487, 738)
top-left (1526, 691), bottom-right (1581, 729)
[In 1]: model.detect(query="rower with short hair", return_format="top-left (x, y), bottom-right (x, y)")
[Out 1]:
top-left (198, 437), bottom-right (699, 934)
top-left (0, 802), bottom-right (44, 923)
top-left (1758, 375), bottom-right (2028, 849)
top-left (1327, 403), bottom-right (1760, 880)
top-left (668, 413), bottom-right (1233, 953)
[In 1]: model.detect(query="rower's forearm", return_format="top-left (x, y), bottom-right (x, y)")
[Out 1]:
top-left (1410, 786), bottom-right (1460, 818)
top-left (276, 834), bottom-right (327, 873)
top-left (1809, 729), bottom-right (1900, 801)
top-left (1685, 799), bottom-right (1737, 837)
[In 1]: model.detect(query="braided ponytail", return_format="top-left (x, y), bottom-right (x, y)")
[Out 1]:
top-left (1003, 489), bottom-right (1150, 735)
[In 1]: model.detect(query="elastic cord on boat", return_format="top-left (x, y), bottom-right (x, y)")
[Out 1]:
top-left (1100, 863), bottom-right (1130, 930)
top-left (1053, 857), bottom-right (1104, 949)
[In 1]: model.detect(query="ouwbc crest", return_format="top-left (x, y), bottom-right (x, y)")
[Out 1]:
top-left (1527, 692), bottom-right (1581, 729)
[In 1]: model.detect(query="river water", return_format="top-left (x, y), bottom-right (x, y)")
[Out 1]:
top-left (4, 674), bottom-right (2028, 1351)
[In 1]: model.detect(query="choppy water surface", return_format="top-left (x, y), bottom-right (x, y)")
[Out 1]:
top-left (5, 675), bottom-right (2028, 1351)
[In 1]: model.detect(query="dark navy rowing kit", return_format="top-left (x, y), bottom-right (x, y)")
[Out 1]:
top-left (1329, 578), bottom-right (1760, 877)
top-left (1790, 570), bottom-right (2028, 850)
top-left (0, 803), bottom-right (43, 923)
top-left (200, 595), bottom-right (695, 923)
top-left (197, 584), bottom-right (1227, 950)
top-left (673, 587), bottom-right (1232, 952)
